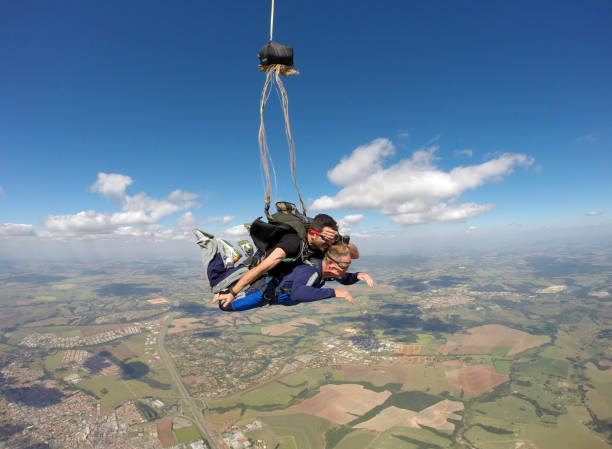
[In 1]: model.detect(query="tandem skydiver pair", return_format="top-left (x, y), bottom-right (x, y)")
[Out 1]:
top-left (193, 202), bottom-right (373, 312)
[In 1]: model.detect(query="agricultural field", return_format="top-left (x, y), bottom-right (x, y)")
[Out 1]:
top-left (1, 246), bottom-right (611, 448)
top-left (168, 246), bottom-right (612, 448)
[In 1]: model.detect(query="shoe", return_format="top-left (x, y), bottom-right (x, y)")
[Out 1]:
top-left (193, 229), bottom-right (214, 244)
top-left (238, 240), bottom-right (254, 258)
top-left (219, 239), bottom-right (241, 268)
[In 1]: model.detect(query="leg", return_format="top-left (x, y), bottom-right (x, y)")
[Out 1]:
top-left (194, 229), bottom-right (249, 293)
top-left (194, 229), bottom-right (236, 289)
top-left (219, 291), bottom-right (266, 312)
top-left (193, 229), bottom-right (220, 291)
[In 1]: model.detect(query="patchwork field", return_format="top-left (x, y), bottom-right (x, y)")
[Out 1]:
top-left (536, 284), bottom-right (567, 294)
top-left (156, 419), bottom-right (176, 447)
top-left (356, 399), bottom-right (463, 431)
top-left (247, 413), bottom-right (330, 449)
top-left (291, 384), bottom-right (391, 424)
top-left (167, 317), bottom-right (206, 334)
top-left (437, 324), bottom-right (548, 356)
top-left (52, 283), bottom-right (76, 290)
top-left (445, 364), bottom-right (509, 396)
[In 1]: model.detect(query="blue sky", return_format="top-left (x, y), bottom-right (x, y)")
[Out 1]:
top-left (1, 0), bottom-right (610, 257)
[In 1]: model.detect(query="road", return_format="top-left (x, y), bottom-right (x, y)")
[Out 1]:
top-left (157, 313), bottom-right (225, 449)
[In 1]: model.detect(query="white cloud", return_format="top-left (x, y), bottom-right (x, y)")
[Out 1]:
top-left (311, 138), bottom-right (533, 225)
top-left (327, 138), bottom-right (395, 186)
top-left (112, 224), bottom-right (188, 241)
top-left (168, 189), bottom-right (198, 202)
top-left (42, 211), bottom-right (112, 233)
top-left (120, 192), bottom-right (197, 224)
top-left (398, 130), bottom-right (410, 138)
top-left (455, 148), bottom-right (473, 158)
top-left (204, 215), bottom-right (234, 225)
top-left (177, 212), bottom-right (196, 228)
top-left (205, 215), bottom-right (231, 224)
top-left (466, 225), bottom-right (477, 233)
top-left (90, 173), bottom-right (133, 200)
top-left (0, 223), bottom-right (36, 236)
top-left (585, 210), bottom-right (604, 216)
top-left (341, 214), bottom-right (364, 227)
top-left (390, 203), bottom-right (496, 225)
top-left (223, 224), bottom-right (249, 239)
top-left (338, 213), bottom-right (364, 234)
top-left (42, 173), bottom-right (200, 237)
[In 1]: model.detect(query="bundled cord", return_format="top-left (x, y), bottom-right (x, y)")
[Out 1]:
top-left (257, 0), bottom-right (306, 220)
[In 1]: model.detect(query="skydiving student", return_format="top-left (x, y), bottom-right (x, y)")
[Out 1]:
top-left (193, 230), bottom-right (374, 311)
top-left (210, 213), bottom-right (359, 308)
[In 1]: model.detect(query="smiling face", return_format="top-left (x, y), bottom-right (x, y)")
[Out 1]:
top-left (323, 254), bottom-right (351, 279)
top-left (321, 243), bottom-right (352, 279)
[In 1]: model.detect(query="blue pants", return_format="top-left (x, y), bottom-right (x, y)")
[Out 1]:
top-left (222, 292), bottom-right (295, 312)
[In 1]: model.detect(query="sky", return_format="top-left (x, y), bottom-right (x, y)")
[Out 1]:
top-left (1, 0), bottom-right (611, 259)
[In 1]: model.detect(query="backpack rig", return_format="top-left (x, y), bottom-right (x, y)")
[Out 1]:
top-left (248, 201), bottom-right (312, 266)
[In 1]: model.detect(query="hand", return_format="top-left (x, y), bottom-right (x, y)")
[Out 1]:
top-left (213, 292), bottom-right (235, 307)
top-left (357, 272), bottom-right (374, 287)
top-left (334, 289), bottom-right (355, 305)
top-left (321, 228), bottom-right (339, 243)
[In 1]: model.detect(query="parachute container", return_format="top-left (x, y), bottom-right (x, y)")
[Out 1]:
top-left (258, 40), bottom-right (294, 66)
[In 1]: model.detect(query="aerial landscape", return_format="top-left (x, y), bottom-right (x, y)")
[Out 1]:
top-left (1, 242), bottom-right (611, 448)
top-left (1, 1), bottom-right (611, 448)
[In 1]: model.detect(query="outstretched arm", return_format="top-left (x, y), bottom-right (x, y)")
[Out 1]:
top-left (334, 289), bottom-right (355, 305)
top-left (357, 272), bottom-right (374, 287)
top-left (214, 247), bottom-right (287, 307)
top-left (336, 271), bottom-right (374, 287)
top-left (289, 282), bottom-right (354, 305)
top-left (335, 272), bottom-right (373, 304)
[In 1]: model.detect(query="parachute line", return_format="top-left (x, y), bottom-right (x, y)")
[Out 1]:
top-left (258, 0), bottom-right (306, 218)
top-left (258, 65), bottom-right (306, 219)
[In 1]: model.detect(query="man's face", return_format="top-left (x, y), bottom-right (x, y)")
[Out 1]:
top-left (323, 253), bottom-right (351, 278)
top-left (309, 226), bottom-right (337, 252)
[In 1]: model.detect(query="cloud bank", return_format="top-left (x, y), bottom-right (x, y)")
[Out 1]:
top-left (0, 223), bottom-right (36, 236)
top-left (311, 138), bottom-right (534, 225)
top-left (40, 173), bottom-right (199, 238)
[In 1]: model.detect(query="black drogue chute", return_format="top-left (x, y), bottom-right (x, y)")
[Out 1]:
top-left (258, 40), bottom-right (294, 67)
top-left (257, 0), bottom-right (306, 222)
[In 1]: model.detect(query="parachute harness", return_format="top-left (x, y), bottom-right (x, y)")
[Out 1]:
top-left (258, 0), bottom-right (306, 220)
